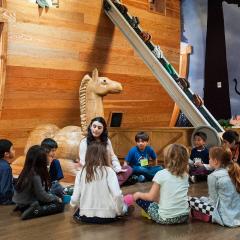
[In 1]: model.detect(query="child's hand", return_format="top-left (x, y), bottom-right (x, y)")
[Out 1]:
top-left (123, 161), bottom-right (128, 167)
top-left (73, 158), bottom-right (82, 171)
top-left (194, 162), bottom-right (203, 167)
top-left (133, 192), bottom-right (141, 201)
top-left (118, 168), bottom-right (128, 173)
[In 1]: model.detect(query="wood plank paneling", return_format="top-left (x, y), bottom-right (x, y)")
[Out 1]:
top-left (0, 0), bottom-right (181, 158)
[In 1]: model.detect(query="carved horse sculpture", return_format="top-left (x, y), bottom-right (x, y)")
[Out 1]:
top-left (13, 69), bottom-right (122, 172)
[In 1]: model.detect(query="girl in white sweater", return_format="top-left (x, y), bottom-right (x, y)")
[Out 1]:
top-left (71, 142), bottom-right (129, 223)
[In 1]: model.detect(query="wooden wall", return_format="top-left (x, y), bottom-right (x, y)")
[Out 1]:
top-left (0, 0), bottom-right (180, 158)
top-left (109, 127), bottom-right (193, 161)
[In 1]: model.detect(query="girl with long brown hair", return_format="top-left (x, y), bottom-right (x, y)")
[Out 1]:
top-left (71, 142), bottom-right (130, 223)
top-left (13, 145), bottom-right (64, 220)
top-left (189, 146), bottom-right (240, 227)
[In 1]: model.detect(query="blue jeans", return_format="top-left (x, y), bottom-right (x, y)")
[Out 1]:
top-left (49, 159), bottom-right (64, 182)
top-left (132, 165), bottom-right (162, 180)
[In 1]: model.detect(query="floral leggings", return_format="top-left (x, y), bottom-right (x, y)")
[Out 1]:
top-left (136, 199), bottom-right (189, 224)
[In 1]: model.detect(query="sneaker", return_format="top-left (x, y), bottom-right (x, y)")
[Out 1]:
top-left (138, 175), bottom-right (145, 182)
top-left (152, 45), bottom-right (163, 59)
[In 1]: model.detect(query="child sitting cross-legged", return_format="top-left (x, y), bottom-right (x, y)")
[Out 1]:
top-left (13, 145), bottom-right (64, 220)
top-left (189, 146), bottom-right (240, 227)
top-left (189, 131), bottom-right (212, 183)
top-left (71, 142), bottom-right (133, 224)
top-left (133, 144), bottom-right (190, 224)
top-left (41, 138), bottom-right (65, 197)
top-left (124, 132), bottom-right (162, 182)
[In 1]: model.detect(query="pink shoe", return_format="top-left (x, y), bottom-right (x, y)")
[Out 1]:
top-left (123, 194), bottom-right (134, 206)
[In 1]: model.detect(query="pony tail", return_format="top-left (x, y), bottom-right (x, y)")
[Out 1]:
top-left (228, 162), bottom-right (240, 193)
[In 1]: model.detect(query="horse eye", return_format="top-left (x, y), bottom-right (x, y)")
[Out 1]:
top-left (102, 79), bottom-right (107, 84)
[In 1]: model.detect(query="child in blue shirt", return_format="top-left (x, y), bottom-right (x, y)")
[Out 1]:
top-left (41, 138), bottom-right (64, 197)
top-left (0, 139), bottom-right (15, 205)
top-left (125, 132), bottom-right (162, 182)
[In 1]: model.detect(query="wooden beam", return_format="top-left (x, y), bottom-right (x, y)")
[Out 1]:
top-left (0, 21), bottom-right (7, 118)
top-left (169, 44), bottom-right (192, 127)
top-left (0, 1), bottom-right (14, 118)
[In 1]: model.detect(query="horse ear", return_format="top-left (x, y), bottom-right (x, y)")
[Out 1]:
top-left (92, 68), bottom-right (99, 81)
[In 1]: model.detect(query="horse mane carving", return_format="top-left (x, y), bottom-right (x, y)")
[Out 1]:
top-left (12, 69), bottom-right (123, 176)
top-left (79, 74), bottom-right (91, 133)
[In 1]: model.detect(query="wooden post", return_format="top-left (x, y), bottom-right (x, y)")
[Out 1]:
top-left (0, 2), bottom-right (16, 118)
top-left (169, 44), bottom-right (192, 127)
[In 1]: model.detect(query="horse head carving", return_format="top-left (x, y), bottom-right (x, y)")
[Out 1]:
top-left (13, 69), bottom-right (123, 175)
top-left (80, 68), bottom-right (122, 133)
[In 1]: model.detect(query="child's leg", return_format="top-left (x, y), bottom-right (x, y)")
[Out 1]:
top-left (132, 166), bottom-right (153, 180)
top-left (147, 166), bottom-right (163, 179)
top-left (21, 201), bottom-right (65, 220)
top-left (49, 159), bottom-right (64, 182)
top-left (50, 181), bottom-right (65, 198)
top-left (132, 166), bottom-right (162, 181)
top-left (188, 196), bottom-right (214, 216)
top-left (137, 200), bottom-right (189, 224)
top-left (136, 200), bottom-right (160, 222)
top-left (73, 208), bottom-right (117, 224)
top-left (117, 165), bottom-right (133, 186)
top-left (136, 199), bottom-right (153, 212)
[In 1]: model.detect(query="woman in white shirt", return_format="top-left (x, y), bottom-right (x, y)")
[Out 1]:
top-left (79, 117), bottom-right (132, 186)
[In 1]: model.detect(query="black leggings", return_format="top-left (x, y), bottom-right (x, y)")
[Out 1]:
top-left (17, 201), bottom-right (65, 220)
top-left (73, 208), bottom-right (118, 224)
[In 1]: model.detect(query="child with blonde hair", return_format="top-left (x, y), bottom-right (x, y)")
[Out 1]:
top-left (71, 142), bottom-right (132, 223)
top-left (133, 144), bottom-right (190, 224)
top-left (189, 146), bottom-right (240, 227)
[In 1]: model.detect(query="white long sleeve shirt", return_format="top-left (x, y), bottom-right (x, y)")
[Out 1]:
top-left (79, 138), bottom-right (122, 172)
top-left (70, 166), bottom-right (126, 218)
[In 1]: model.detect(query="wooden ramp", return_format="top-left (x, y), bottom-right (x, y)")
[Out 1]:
top-left (103, 0), bottom-right (224, 133)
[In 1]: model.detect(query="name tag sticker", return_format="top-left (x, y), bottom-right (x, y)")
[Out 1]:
top-left (140, 158), bottom-right (148, 166)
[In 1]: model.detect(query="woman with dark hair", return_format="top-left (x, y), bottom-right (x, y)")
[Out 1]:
top-left (13, 145), bottom-right (64, 220)
top-left (79, 117), bottom-right (132, 186)
top-left (222, 130), bottom-right (240, 164)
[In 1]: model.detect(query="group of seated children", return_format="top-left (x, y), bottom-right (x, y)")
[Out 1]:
top-left (0, 138), bottom-right (65, 219)
top-left (1, 116), bottom-right (240, 227)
